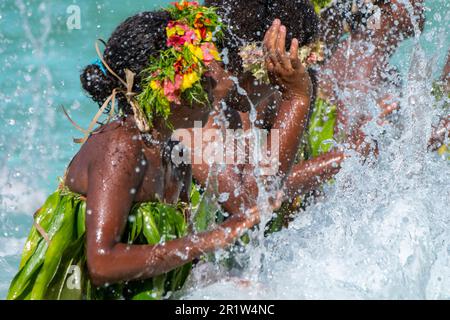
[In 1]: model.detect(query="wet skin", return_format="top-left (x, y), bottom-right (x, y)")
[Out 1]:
top-left (64, 77), bottom-right (268, 286)
top-left (199, 19), bottom-right (347, 198)
top-left (186, 20), bottom-right (314, 209)
top-left (193, 2), bottom-right (433, 208)
top-left (319, 0), bottom-right (425, 56)
top-left (63, 20), bottom-right (311, 286)
top-left (321, 1), bottom-right (449, 155)
top-left (321, 1), bottom-right (427, 145)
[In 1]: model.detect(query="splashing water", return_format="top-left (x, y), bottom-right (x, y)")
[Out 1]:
top-left (182, 6), bottom-right (450, 299)
top-left (183, 46), bottom-right (450, 300)
top-left (0, 0), bottom-right (449, 300)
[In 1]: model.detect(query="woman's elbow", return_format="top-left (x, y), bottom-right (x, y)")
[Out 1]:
top-left (86, 246), bottom-right (115, 287)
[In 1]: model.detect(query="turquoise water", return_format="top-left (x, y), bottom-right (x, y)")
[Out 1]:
top-left (0, 0), bottom-right (448, 299)
top-left (0, 0), bottom-right (175, 299)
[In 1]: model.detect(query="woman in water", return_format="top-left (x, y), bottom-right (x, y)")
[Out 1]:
top-left (188, 0), bottom-right (321, 221)
top-left (7, 1), bottom-right (313, 300)
top-left (200, 0), bottom-right (427, 230)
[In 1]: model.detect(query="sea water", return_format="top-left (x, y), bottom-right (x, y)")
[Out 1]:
top-left (0, 0), bottom-right (449, 299)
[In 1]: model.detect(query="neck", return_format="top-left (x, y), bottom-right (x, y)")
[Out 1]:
top-left (153, 120), bottom-right (173, 142)
top-left (124, 114), bottom-right (172, 146)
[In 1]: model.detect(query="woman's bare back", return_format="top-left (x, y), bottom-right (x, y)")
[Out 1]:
top-left (65, 116), bottom-right (190, 205)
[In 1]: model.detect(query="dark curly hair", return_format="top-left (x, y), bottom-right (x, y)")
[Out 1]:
top-left (205, 0), bottom-right (319, 74)
top-left (80, 11), bottom-right (171, 113)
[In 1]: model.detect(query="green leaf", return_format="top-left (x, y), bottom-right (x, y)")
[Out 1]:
top-left (308, 98), bottom-right (337, 158)
top-left (46, 235), bottom-right (86, 300)
top-left (7, 241), bottom-right (46, 300)
top-left (19, 191), bottom-right (61, 269)
top-left (142, 205), bottom-right (162, 245)
top-left (30, 197), bottom-right (76, 299)
top-left (8, 194), bottom-right (70, 300)
top-left (76, 200), bottom-right (86, 238)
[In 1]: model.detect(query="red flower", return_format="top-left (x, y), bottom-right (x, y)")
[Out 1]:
top-left (199, 27), bottom-right (207, 40)
top-left (166, 21), bottom-right (198, 49)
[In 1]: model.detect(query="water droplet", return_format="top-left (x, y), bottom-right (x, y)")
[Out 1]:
top-left (218, 192), bottom-right (230, 203)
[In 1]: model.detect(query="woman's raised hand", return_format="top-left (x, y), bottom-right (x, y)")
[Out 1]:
top-left (263, 19), bottom-right (312, 100)
top-left (207, 60), bottom-right (234, 103)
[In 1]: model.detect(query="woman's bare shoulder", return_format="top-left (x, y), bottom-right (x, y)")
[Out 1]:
top-left (65, 117), bottom-right (146, 194)
top-left (88, 117), bottom-right (144, 156)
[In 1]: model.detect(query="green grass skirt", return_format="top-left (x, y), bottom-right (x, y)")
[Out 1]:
top-left (7, 189), bottom-right (192, 300)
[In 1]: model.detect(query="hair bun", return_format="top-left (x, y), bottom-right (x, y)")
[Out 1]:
top-left (80, 64), bottom-right (116, 106)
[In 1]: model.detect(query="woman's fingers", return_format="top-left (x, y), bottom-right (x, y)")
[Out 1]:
top-left (276, 25), bottom-right (292, 71)
top-left (289, 38), bottom-right (301, 70)
top-left (264, 20), bottom-right (281, 67)
top-left (265, 20), bottom-right (306, 79)
top-left (269, 191), bottom-right (284, 211)
top-left (275, 25), bottom-right (286, 60)
top-left (377, 94), bottom-right (400, 119)
top-left (263, 19), bottom-right (276, 44)
top-left (264, 20), bottom-right (280, 53)
top-left (263, 20), bottom-right (274, 46)
top-left (267, 61), bottom-right (275, 74)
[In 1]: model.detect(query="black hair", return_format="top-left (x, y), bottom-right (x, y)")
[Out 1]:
top-left (204, 0), bottom-right (320, 73)
top-left (80, 11), bottom-right (171, 113)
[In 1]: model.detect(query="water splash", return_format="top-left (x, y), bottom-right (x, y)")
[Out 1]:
top-left (183, 9), bottom-right (450, 300)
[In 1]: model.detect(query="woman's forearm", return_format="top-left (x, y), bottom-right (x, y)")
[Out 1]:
top-left (190, 95), bottom-right (310, 215)
top-left (284, 151), bottom-right (345, 198)
top-left (270, 95), bottom-right (311, 179)
top-left (87, 213), bottom-right (256, 286)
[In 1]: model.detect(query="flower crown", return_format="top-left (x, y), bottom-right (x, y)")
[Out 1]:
top-left (239, 41), bottom-right (325, 84)
top-left (137, 1), bottom-right (224, 128)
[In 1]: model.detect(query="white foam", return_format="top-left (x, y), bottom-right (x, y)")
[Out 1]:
top-left (0, 169), bottom-right (46, 215)
top-left (183, 39), bottom-right (450, 300)
top-left (0, 237), bottom-right (26, 258)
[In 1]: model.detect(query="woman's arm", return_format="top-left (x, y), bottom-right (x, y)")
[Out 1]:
top-left (320, 0), bottom-right (425, 54)
top-left (189, 20), bottom-right (312, 214)
top-left (284, 151), bottom-right (345, 198)
top-left (85, 133), bottom-right (260, 287)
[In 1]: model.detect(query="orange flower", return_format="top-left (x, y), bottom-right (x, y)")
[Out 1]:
top-left (194, 12), bottom-right (205, 29)
top-left (174, 1), bottom-right (199, 11)
top-left (173, 56), bottom-right (185, 73)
